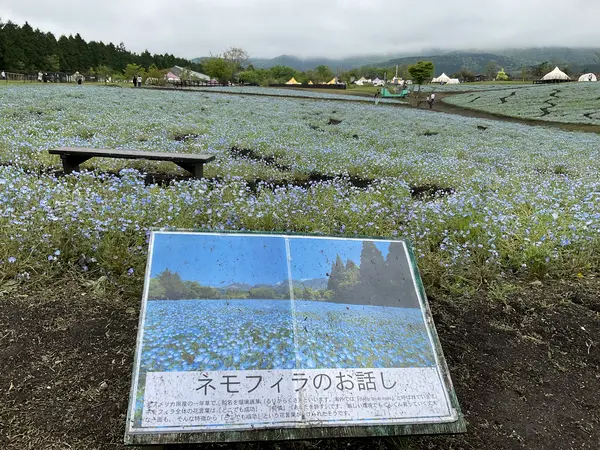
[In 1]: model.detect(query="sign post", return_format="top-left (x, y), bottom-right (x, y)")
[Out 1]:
top-left (125, 231), bottom-right (466, 445)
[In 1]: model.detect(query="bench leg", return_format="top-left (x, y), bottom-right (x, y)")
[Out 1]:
top-left (175, 162), bottom-right (204, 179)
top-left (60, 155), bottom-right (92, 174)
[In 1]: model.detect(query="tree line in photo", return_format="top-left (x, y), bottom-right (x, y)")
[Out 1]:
top-left (148, 241), bottom-right (419, 308)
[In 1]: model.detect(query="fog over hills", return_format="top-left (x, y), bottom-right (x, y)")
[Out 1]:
top-left (195, 47), bottom-right (600, 75)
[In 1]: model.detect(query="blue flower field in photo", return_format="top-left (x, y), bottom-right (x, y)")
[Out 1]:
top-left (139, 298), bottom-right (435, 373)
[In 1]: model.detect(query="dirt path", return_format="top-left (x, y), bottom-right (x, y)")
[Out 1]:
top-left (1, 276), bottom-right (598, 449)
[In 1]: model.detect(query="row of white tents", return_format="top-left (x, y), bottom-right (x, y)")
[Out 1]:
top-left (285, 68), bottom-right (597, 87)
top-left (430, 67), bottom-right (598, 83)
top-left (541, 67), bottom-right (597, 82)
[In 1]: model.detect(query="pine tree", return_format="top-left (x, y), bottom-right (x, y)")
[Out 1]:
top-left (0, 19), bottom-right (206, 73)
top-left (384, 242), bottom-right (420, 308)
top-left (357, 241), bottom-right (387, 305)
top-left (156, 269), bottom-right (187, 300)
top-left (359, 241), bottom-right (386, 286)
top-left (327, 255), bottom-right (345, 294)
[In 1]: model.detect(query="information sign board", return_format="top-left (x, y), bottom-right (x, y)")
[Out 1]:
top-left (125, 232), bottom-right (465, 445)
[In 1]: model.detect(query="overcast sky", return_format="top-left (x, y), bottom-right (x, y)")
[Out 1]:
top-left (1, 0), bottom-right (599, 59)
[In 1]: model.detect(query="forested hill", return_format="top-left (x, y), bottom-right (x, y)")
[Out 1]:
top-left (375, 49), bottom-right (600, 76)
top-left (375, 52), bottom-right (521, 76)
top-left (0, 20), bottom-right (202, 73)
top-left (212, 48), bottom-right (600, 75)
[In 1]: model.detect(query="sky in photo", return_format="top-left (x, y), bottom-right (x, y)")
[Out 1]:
top-left (289, 238), bottom-right (391, 281)
top-left (1, 0), bottom-right (598, 58)
top-left (149, 233), bottom-right (289, 286)
top-left (149, 233), bottom-right (394, 286)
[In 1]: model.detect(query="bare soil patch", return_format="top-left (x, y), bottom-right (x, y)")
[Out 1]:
top-left (1, 275), bottom-right (598, 449)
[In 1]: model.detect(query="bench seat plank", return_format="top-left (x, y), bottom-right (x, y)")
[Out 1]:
top-left (49, 147), bottom-right (215, 179)
top-left (49, 147), bottom-right (215, 162)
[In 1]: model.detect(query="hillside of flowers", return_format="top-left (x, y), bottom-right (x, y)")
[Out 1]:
top-left (1, 84), bottom-right (599, 289)
top-left (444, 82), bottom-right (600, 124)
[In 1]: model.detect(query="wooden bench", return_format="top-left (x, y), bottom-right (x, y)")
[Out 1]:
top-left (49, 147), bottom-right (215, 179)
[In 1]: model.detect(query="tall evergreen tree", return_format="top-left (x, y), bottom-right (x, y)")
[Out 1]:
top-left (156, 269), bottom-right (187, 300)
top-left (384, 242), bottom-right (420, 308)
top-left (359, 242), bottom-right (386, 286)
top-left (0, 19), bottom-right (204, 73)
top-left (356, 241), bottom-right (387, 305)
top-left (327, 255), bottom-right (345, 293)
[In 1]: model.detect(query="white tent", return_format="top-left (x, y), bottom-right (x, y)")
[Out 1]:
top-left (432, 73), bottom-right (451, 84)
top-left (542, 67), bottom-right (571, 81)
top-left (578, 73), bottom-right (597, 82)
top-left (447, 78), bottom-right (460, 84)
top-left (354, 76), bottom-right (371, 86)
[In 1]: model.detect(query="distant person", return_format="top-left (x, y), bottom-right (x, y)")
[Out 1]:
top-left (429, 93), bottom-right (436, 109)
top-left (133, 75), bottom-right (137, 87)
top-left (137, 75), bottom-right (142, 87)
top-left (1, 71), bottom-right (5, 80)
top-left (374, 90), bottom-right (380, 105)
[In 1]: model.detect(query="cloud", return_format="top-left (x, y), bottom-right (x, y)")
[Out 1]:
top-left (1, 0), bottom-right (599, 59)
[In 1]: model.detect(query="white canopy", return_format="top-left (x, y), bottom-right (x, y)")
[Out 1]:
top-left (433, 73), bottom-right (451, 83)
top-left (578, 73), bottom-right (597, 82)
top-left (542, 67), bottom-right (571, 81)
top-left (447, 78), bottom-right (460, 84)
top-left (354, 76), bottom-right (370, 86)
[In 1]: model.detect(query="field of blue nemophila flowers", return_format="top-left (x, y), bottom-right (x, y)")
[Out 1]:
top-left (140, 299), bottom-right (434, 372)
top-left (0, 84), bottom-right (599, 290)
top-left (192, 85), bottom-right (402, 103)
top-left (445, 82), bottom-right (600, 125)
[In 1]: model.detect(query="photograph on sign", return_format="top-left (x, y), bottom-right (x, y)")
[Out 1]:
top-left (126, 231), bottom-right (460, 438)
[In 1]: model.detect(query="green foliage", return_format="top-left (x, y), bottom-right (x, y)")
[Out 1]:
top-left (45, 54), bottom-right (60, 72)
top-left (204, 57), bottom-right (234, 84)
top-left (0, 18), bottom-right (203, 73)
top-left (269, 65), bottom-right (299, 83)
top-left (248, 286), bottom-right (277, 299)
top-left (225, 289), bottom-right (249, 299)
top-left (237, 70), bottom-right (261, 85)
top-left (95, 64), bottom-right (112, 83)
top-left (124, 63), bottom-right (146, 80)
top-left (148, 278), bottom-right (165, 299)
top-left (315, 65), bottom-right (334, 83)
top-left (408, 61), bottom-right (434, 90)
top-left (496, 68), bottom-right (509, 81)
top-left (452, 68), bottom-right (475, 82)
top-left (148, 270), bottom-right (221, 300)
top-left (184, 281), bottom-right (221, 299)
top-left (532, 61), bottom-right (552, 78)
top-left (485, 61), bottom-right (499, 80)
top-left (325, 242), bottom-right (417, 307)
top-left (155, 269), bottom-right (187, 299)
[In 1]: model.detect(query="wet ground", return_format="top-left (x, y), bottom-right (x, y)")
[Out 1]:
top-left (1, 276), bottom-right (598, 449)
